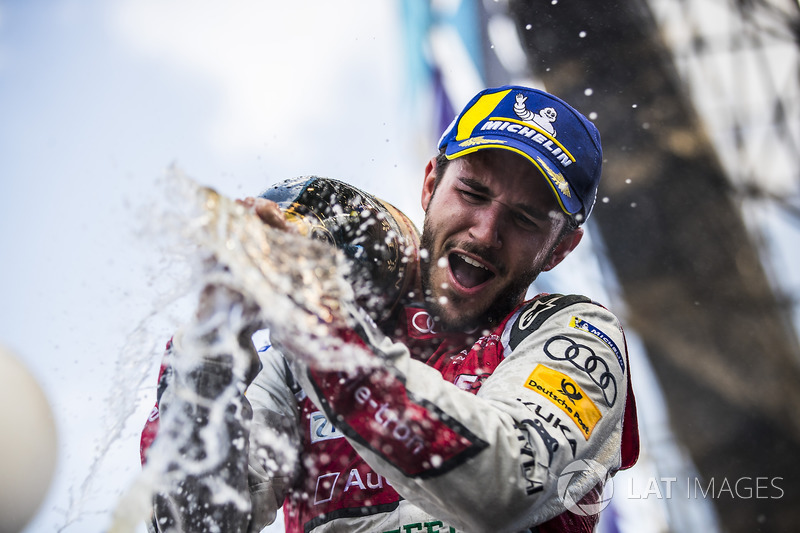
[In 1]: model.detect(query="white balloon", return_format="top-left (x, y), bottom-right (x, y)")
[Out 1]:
top-left (0, 345), bottom-right (58, 533)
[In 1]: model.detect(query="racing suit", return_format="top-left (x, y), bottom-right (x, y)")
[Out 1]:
top-left (143, 293), bottom-right (638, 532)
top-left (140, 177), bottom-right (639, 532)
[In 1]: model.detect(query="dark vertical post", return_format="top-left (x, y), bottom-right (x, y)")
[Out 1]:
top-left (508, 1), bottom-right (800, 531)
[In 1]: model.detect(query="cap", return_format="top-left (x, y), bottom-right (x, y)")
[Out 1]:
top-left (438, 85), bottom-right (603, 223)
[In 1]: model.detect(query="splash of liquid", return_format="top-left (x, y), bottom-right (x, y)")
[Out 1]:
top-left (110, 169), bottom-right (382, 532)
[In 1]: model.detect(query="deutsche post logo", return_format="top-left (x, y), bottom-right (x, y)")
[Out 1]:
top-left (523, 365), bottom-right (602, 439)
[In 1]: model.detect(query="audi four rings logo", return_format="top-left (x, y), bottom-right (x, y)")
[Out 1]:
top-left (412, 311), bottom-right (437, 334)
top-left (557, 459), bottom-right (614, 516)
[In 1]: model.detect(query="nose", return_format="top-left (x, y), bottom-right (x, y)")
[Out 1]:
top-left (468, 203), bottom-right (503, 249)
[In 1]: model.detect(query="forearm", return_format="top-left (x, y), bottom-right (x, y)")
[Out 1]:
top-left (149, 323), bottom-right (261, 532)
top-left (153, 361), bottom-right (253, 531)
top-left (288, 350), bottom-right (546, 531)
top-left (275, 301), bottom-right (628, 532)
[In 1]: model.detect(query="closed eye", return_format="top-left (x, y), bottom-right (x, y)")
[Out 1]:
top-left (457, 180), bottom-right (543, 230)
top-left (458, 188), bottom-right (488, 203)
top-left (513, 210), bottom-right (540, 230)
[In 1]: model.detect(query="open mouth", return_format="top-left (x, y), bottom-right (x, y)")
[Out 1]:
top-left (448, 252), bottom-right (495, 289)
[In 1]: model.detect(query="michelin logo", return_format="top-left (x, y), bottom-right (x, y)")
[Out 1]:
top-left (569, 317), bottom-right (625, 373)
top-left (478, 92), bottom-right (575, 169)
top-left (514, 93), bottom-right (557, 136)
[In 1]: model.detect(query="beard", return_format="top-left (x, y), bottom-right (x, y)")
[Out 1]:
top-left (419, 218), bottom-right (548, 332)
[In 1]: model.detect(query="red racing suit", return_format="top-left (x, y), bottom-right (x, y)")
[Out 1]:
top-left (143, 293), bottom-right (639, 532)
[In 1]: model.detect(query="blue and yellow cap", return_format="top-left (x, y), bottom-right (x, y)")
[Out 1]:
top-left (438, 85), bottom-right (603, 223)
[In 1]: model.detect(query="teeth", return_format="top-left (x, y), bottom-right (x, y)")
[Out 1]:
top-left (459, 253), bottom-right (488, 270)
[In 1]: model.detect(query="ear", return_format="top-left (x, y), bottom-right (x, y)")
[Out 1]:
top-left (542, 227), bottom-right (583, 272)
top-left (421, 156), bottom-right (438, 212)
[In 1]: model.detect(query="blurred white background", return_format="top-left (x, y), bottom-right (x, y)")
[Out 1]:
top-left (0, 2), bottom-right (427, 531)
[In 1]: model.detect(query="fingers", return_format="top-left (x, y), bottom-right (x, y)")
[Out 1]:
top-left (236, 197), bottom-right (257, 209)
top-left (237, 197), bottom-right (293, 232)
top-left (254, 198), bottom-right (291, 231)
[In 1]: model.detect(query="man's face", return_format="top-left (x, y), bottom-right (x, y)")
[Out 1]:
top-left (419, 149), bottom-right (581, 331)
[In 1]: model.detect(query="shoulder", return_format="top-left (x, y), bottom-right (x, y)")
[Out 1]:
top-left (503, 293), bottom-right (626, 371)
top-left (505, 294), bottom-right (605, 347)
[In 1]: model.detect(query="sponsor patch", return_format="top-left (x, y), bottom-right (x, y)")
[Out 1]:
top-left (544, 335), bottom-right (617, 407)
top-left (509, 294), bottom-right (591, 351)
top-left (381, 521), bottom-right (457, 533)
top-left (310, 411), bottom-right (344, 443)
top-left (523, 364), bottom-right (601, 440)
top-left (569, 316), bottom-right (625, 372)
top-left (313, 472), bottom-right (340, 504)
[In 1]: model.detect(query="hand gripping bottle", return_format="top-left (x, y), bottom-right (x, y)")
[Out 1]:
top-left (259, 177), bottom-right (420, 325)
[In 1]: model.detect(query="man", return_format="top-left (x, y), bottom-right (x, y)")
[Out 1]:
top-left (141, 85), bottom-right (639, 532)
